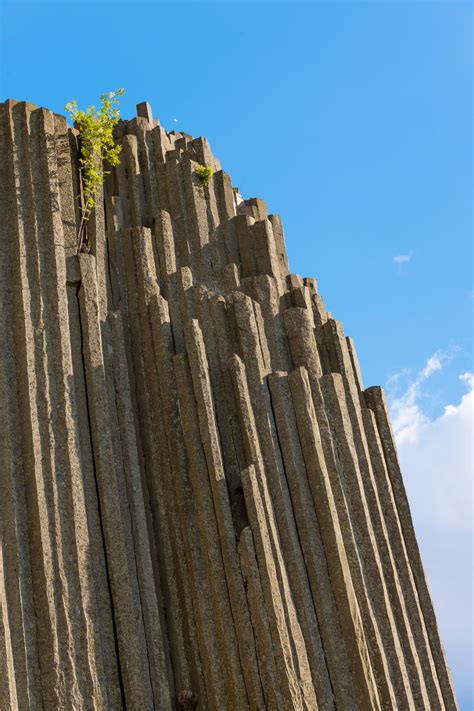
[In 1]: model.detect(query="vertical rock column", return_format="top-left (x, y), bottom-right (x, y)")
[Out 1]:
top-left (0, 98), bottom-right (458, 711)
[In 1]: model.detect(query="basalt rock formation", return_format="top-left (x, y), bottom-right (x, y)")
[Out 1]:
top-left (0, 99), bottom-right (457, 710)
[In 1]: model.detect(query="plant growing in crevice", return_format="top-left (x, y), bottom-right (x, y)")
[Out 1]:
top-left (65, 89), bottom-right (125, 253)
top-left (195, 164), bottom-right (214, 188)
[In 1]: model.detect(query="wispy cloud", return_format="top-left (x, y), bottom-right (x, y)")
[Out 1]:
top-left (389, 349), bottom-right (455, 445)
top-left (393, 253), bottom-right (413, 265)
top-left (387, 357), bottom-right (473, 704)
top-left (420, 352), bottom-right (444, 379)
top-left (385, 367), bottom-right (411, 388)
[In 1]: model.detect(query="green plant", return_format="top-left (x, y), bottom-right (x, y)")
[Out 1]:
top-left (65, 89), bottom-right (125, 252)
top-left (232, 186), bottom-right (239, 193)
top-left (195, 164), bottom-right (214, 188)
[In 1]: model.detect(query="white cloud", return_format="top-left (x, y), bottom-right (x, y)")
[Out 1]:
top-left (393, 253), bottom-right (412, 265)
top-left (387, 357), bottom-right (473, 706)
top-left (420, 353), bottom-right (444, 379)
top-left (390, 349), bottom-right (455, 446)
top-left (459, 372), bottom-right (474, 387)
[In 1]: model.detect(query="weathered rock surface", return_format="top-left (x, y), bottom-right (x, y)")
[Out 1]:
top-left (0, 99), bottom-right (457, 710)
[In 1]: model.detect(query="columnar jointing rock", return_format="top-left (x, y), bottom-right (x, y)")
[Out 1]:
top-left (0, 99), bottom-right (457, 710)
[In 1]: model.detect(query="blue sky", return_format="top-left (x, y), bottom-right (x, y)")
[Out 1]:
top-left (1, 0), bottom-right (472, 706)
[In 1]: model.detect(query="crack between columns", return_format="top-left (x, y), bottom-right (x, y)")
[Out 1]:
top-left (266, 376), bottom-right (337, 709)
top-left (109, 346), bottom-right (157, 710)
top-left (75, 281), bottom-right (127, 710)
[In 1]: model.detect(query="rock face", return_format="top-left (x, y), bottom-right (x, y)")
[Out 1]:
top-left (0, 99), bottom-right (457, 710)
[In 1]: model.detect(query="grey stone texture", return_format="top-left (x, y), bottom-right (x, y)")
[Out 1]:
top-left (0, 99), bottom-right (457, 710)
